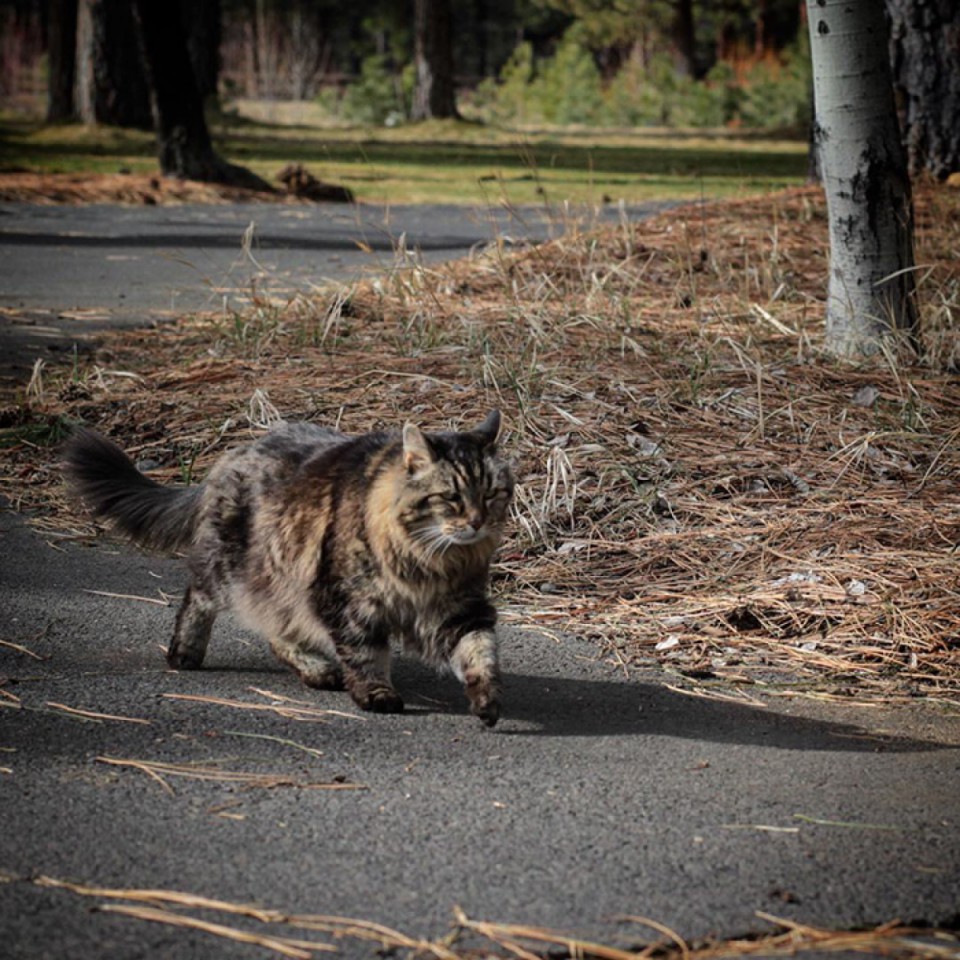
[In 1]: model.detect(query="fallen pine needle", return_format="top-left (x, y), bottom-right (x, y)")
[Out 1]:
top-left (455, 909), bottom-right (641, 960)
top-left (663, 683), bottom-right (768, 708)
top-left (793, 814), bottom-right (900, 831)
top-left (164, 691), bottom-right (364, 723)
top-left (720, 824), bottom-right (800, 834)
top-left (95, 755), bottom-right (367, 794)
top-left (161, 692), bottom-right (333, 722)
top-left (223, 730), bottom-right (325, 759)
top-left (82, 589), bottom-right (170, 606)
top-left (288, 914), bottom-right (460, 958)
top-left (616, 914), bottom-right (691, 960)
top-left (99, 904), bottom-right (331, 958)
top-left (45, 702), bottom-right (152, 725)
top-left (0, 638), bottom-right (49, 660)
top-left (36, 875), bottom-right (290, 921)
top-left (248, 687), bottom-right (365, 721)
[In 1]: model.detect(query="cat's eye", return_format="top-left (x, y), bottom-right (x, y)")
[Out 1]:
top-left (427, 492), bottom-right (461, 506)
top-left (485, 490), bottom-right (507, 503)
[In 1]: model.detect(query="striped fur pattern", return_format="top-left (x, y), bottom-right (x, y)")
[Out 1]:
top-left (63, 412), bottom-right (514, 725)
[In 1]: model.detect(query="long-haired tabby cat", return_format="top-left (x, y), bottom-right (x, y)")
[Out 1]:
top-left (63, 411), bottom-right (514, 726)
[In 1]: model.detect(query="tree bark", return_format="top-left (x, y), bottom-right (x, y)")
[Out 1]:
top-left (411, 0), bottom-right (459, 120)
top-left (672, 0), bottom-right (697, 78)
top-left (181, 0), bottom-right (221, 106)
top-left (806, 0), bottom-right (917, 357)
top-left (75, 0), bottom-right (152, 128)
top-left (132, 0), bottom-right (271, 190)
top-left (886, 0), bottom-right (960, 180)
top-left (47, 0), bottom-right (78, 121)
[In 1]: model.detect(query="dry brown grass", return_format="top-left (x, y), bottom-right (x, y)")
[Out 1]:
top-left (2, 183), bottom-right (959, 705)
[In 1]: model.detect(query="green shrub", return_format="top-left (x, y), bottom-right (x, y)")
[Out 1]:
top-left (477, 35), bottom-right (811, 133)
top-left (340, 54), bottom-right (407, 125)
top-left (603, 54), bottom-right (666, 126)
top-left (475, 42), bottom-right (536, 124)
top-left (736, 46), bottom-right (811, 131)
top-left (532, 30), bottom-right (605, 125)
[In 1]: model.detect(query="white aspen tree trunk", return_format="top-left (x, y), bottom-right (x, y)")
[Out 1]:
top-left (805, 0), bottom-right (918, 356)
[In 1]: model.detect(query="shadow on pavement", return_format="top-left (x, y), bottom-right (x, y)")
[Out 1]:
top-left (395, 662), bottom-right (953, 754)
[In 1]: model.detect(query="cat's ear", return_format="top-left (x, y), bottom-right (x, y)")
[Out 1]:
top-left (473, 409), bottom-right (501, 449)
top-left (403, 423), bottom-right (434, 473)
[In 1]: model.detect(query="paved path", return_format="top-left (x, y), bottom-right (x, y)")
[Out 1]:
top-left (1, 201), bottom-right (959, 959)
top-left (2, 510), bottom-right (958, 959)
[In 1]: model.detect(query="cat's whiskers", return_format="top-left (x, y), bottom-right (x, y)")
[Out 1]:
top-left (410, 524), bottom-right (455, 566)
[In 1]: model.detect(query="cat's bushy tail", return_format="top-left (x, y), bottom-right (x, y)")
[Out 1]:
top-left (63, 428), bottom-right (201, 553)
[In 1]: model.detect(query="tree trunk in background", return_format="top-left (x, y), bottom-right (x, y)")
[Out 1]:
top-left (255, 0), bottom-right (278, 100)
top-left (672, 0), bottom-right (697, 78)
top-left (181, 0), bottom-right (221, 106)
top-left (288, 0), bottom-right (328, 100)
top-left (806, 0), bottom-right (917, 357)
top-left (411, 0), bottom-right (459, 120)
top-left (47, 0), bottom-right (78, 121)
top-left (132, 0), bottom-right (271, 190)
top-left (886, 0), bottom-right (960, 180)
top-left (75, 0), bottom-right (152, 128)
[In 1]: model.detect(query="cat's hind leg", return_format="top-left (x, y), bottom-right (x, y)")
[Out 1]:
top-left (334, 631), bottom-right (403, 714)
top-left (270, 629), bottom-right (344, 690)
top-left (167, 584), bottom-right (217, 670)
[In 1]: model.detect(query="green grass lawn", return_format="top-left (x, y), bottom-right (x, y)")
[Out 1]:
top-left (0, 106), bottom-right (809, 205)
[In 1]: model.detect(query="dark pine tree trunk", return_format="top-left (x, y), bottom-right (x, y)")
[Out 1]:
top-left (411, 0), bottom-right (459, 120)
top-left (886, 0), bottom-right (960, 180)
top-left (180, 0), bottom-right (221, 106)
top-left (75, 0), bottom-right (152, 128)
top-left (672, 0), bottom-right (697, 78)
top-left (47, 0), bottom-right (78, 121)
top-left (132, 0), bottom-right (271, 189)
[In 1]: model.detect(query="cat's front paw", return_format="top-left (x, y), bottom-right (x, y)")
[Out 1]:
top-left (299, 666), bottom-right (345, 691)
top-left (166, 646), bottom-right (204, 670)
top-left (465, 675), bottom-right (501, 727)
top-left (353, 685), bottom-right (405, 714)
top-left (471, 696), bottom-right (500, 727)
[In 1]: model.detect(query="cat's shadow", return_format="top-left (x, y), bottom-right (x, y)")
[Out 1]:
top-left (393, 662), bottom-right (953, 754)
top-left (206, 644), bottom-right (952, 754)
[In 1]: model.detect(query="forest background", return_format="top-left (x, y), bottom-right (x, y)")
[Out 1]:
top-left (3, 0), bottom-right (956, 210)
top-left (1, 0), bottom-right (813, 136)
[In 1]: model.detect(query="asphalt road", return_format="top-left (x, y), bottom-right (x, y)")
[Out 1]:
top-left (1, 201), bottom-right (959, 959)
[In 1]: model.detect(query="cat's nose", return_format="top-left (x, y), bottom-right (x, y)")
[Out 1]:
top-left (467, 511), bottom-right (484, 530)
